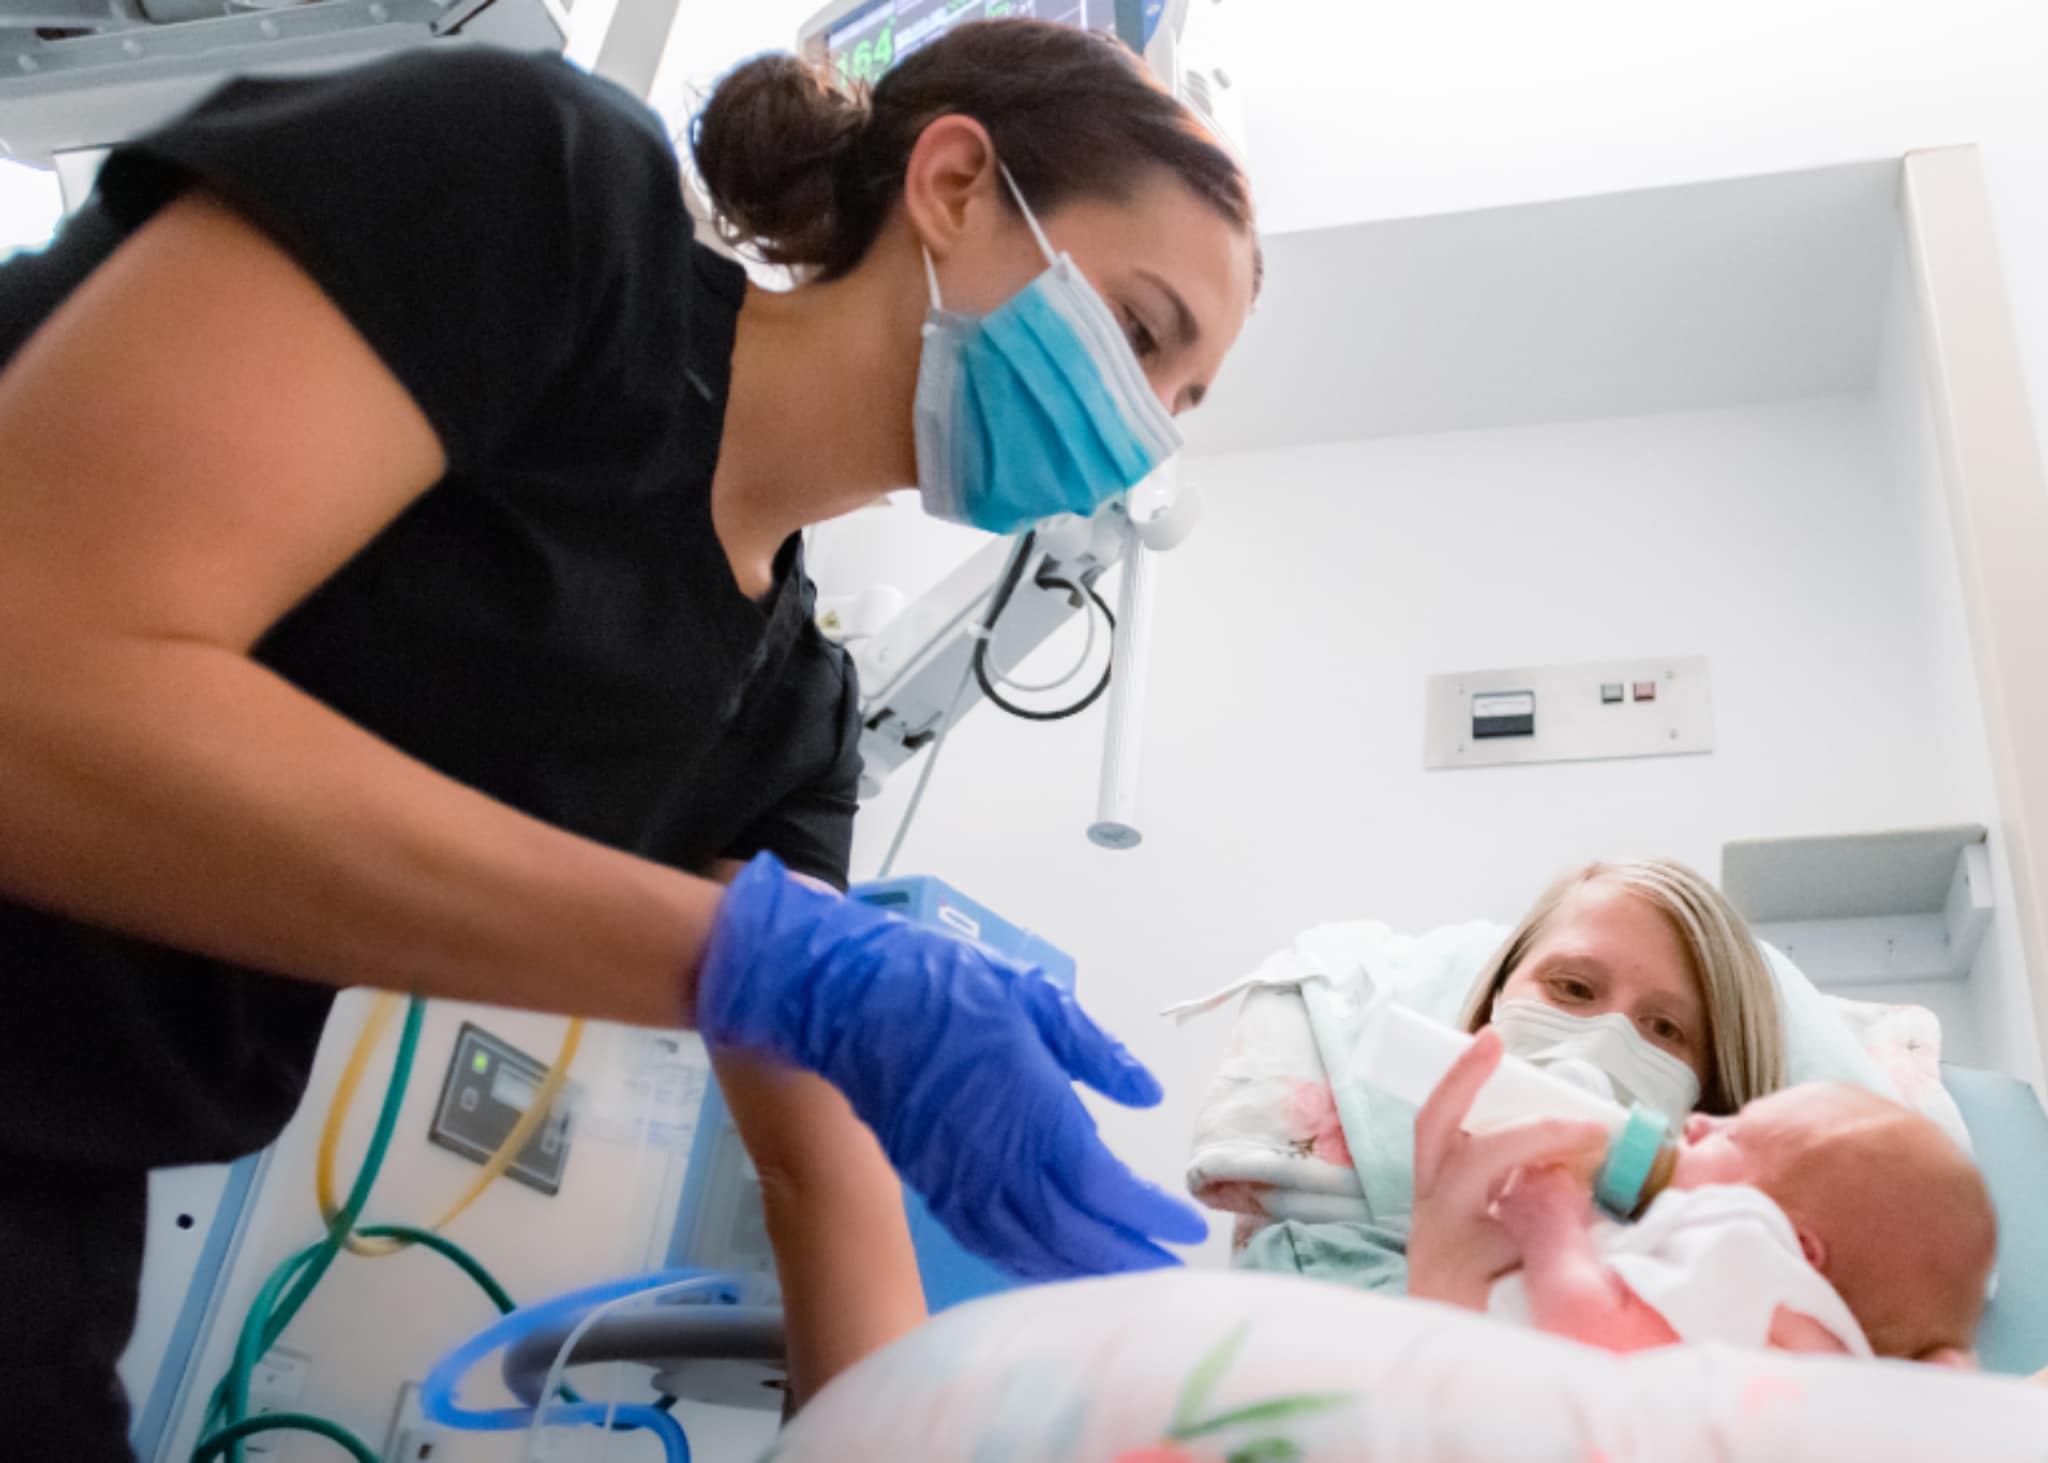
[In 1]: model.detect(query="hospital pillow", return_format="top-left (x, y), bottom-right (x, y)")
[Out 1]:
top-left (1179, 920), bottom-right (1907, 1227)
top-left (1822, 990), bottom-right (1974, 1154)
top-left (771, 1268), bottom-right (2048, 1461)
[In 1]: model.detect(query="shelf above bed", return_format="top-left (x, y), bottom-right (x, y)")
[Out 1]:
top-left (1721, 824), bottom-right (1993, 985)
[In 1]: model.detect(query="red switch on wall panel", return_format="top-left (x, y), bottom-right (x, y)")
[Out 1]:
top-left (1631, 681), bottom-right (1657, 702)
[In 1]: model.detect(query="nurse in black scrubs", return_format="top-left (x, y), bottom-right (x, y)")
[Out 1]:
top-left (0, 18), bottom-right (1259, 1453)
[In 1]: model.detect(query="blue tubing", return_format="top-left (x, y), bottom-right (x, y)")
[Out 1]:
top-left (420, 1269), bottom-right (733, 1463)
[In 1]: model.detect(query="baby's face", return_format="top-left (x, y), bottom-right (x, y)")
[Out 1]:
top-left (1668, 1083), bottom-right (1993, 1357)
top-left (1667, 1084), bottom-right (1864, 1191)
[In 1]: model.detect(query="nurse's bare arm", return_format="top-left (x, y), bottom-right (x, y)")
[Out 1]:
top-left (0, 192), bottom-right (721, 1026)
top-left (708, 1054), bottom-right (927, 1406)
top-left (703, 860), bottom-right (926, 1405)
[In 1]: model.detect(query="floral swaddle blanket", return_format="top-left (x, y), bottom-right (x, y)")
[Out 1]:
top-left (1169, 919), bottom-right (1510, 1247)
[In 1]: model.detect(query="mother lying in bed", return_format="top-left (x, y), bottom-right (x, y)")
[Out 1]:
top-left (1236, 857), bottom-right (1788, 1293)
top-left (764, 861), bottom-right (2036, 1460)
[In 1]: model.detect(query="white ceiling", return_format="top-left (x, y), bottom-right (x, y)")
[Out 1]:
top-left (1182, 158), bottom-right (1904, 458)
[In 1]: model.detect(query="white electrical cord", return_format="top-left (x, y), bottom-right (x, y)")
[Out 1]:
top-left (872, 532), bottom-right (1038, 879)
top-left (590, 1029), bottom-right (665, 1460)
top-left (874, 650), bottom-right (979, 881)
top-left (523, 1272), bottom-right (729, 1463)
top-left (526, 1036), bottom-right (666, 1463)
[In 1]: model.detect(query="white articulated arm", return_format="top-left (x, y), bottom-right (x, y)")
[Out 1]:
top-left (1088, 524), bottom-right (1155, 849)
top-left (1089, 462), bottom-right (1200, 849)
top-left (846, 512), bottom-right (1128, 801)
top-left (844, 465), bottom-right (1201, 850)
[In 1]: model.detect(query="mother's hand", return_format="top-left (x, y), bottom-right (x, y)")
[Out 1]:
top-left (1406, 1028), bottom-right (1608, 1310)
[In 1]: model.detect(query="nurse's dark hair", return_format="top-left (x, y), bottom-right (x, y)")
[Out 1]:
top-left (691, 18), bottom-right (1256, 282)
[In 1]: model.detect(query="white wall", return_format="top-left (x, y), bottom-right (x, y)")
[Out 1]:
top-left (0, 157), bottom-right (63, 257)
top-left (823, 391), bottom-right (2007, 1266)
top-left (1874, 228), bottom-right (2048, 1090)
top-left (1222, 3), bottom-right (2048, 473)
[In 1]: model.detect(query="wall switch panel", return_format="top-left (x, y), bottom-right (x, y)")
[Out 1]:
top-left (383, 1382), bottom-right (446, 1463)
top-left (1426, 656), bottom-right (1712, 770)
top-left (243, 1348), bottom-right (310, 1456)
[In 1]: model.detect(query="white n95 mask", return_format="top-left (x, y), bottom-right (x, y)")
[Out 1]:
top-left (1490, 997), bottom-right (1702, 1120)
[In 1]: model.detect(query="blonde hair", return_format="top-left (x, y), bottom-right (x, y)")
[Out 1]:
top-left (1456, 858), bottom-right (1787, 1114)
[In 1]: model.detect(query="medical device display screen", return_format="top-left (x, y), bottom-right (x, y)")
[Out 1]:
top-left (429, 1023), bottom-right (572, 1196)
top-left (828, 1), bottom-right (1125, 87)
top-left (490, 1067), bottom-right (538, 1114)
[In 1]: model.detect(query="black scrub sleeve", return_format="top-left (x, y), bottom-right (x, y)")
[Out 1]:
top-left (724, 651), bottom-right (865, 893)
top-left (90, 46), bottom-right (687, 473)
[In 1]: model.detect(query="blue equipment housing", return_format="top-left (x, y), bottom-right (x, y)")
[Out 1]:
top-left (670, 874), bottom-right (1074, 1311)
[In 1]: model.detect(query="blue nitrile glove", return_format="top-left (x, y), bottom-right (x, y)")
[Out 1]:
top-left (695, 852), bottom-right (1207, 1280)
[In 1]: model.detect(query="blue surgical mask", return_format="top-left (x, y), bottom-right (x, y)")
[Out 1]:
top-left (913, 167), bottom-right (1183, 535)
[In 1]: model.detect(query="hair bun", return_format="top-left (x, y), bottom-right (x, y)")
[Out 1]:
top-left (692, 53), bottom-right (870, 269)
top-left (692, 21), bottom-right (1254, 285)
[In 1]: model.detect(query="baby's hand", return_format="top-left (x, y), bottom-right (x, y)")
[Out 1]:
top-left (1493, 1163), bottom-right (1593, 1244)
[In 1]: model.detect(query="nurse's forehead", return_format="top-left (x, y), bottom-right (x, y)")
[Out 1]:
top-left (1054, 181), bottom-right (1253, 314)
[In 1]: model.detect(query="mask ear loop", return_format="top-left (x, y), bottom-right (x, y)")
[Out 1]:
top-left (920, 164), bottom-right (1056, 319)
top-left (999, 163), bottom-right (1059, 267)
top-left (920, 247), bottom-right (944, 332)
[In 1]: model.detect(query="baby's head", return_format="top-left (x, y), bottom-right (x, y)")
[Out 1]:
top-left (1669, 1082), bottom-right (1996, 1360)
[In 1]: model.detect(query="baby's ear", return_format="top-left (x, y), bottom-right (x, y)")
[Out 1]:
top-left (1794, 1225), bottom-right (1827, 1274)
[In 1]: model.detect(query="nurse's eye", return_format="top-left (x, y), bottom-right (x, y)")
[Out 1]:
top-left (1549, 978), bottom-right (1595, 1003)
top-left (1644, 1016), bottom-right (1686, 1044)
top-left (1121, 307), bottom-right (1161, 361)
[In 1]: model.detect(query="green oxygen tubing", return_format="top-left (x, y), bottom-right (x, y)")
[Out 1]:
top-left (185, 997), bottom-right (663, 1462)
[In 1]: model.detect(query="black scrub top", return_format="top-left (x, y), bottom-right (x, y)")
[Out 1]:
top-left (0, 47), bottom-right (865, 1174)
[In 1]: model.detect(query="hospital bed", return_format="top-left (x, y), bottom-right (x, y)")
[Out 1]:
top-left (1946, 1063), bottom-right (2048, 1375)
top-left (428, 1059), bottom-right (2047, 1462)
top-left (429, 907), bottom-right (2048, 1457)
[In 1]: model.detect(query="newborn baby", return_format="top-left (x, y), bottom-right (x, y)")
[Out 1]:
top-left (1487, 1083), bottom-right (1996, 1363)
